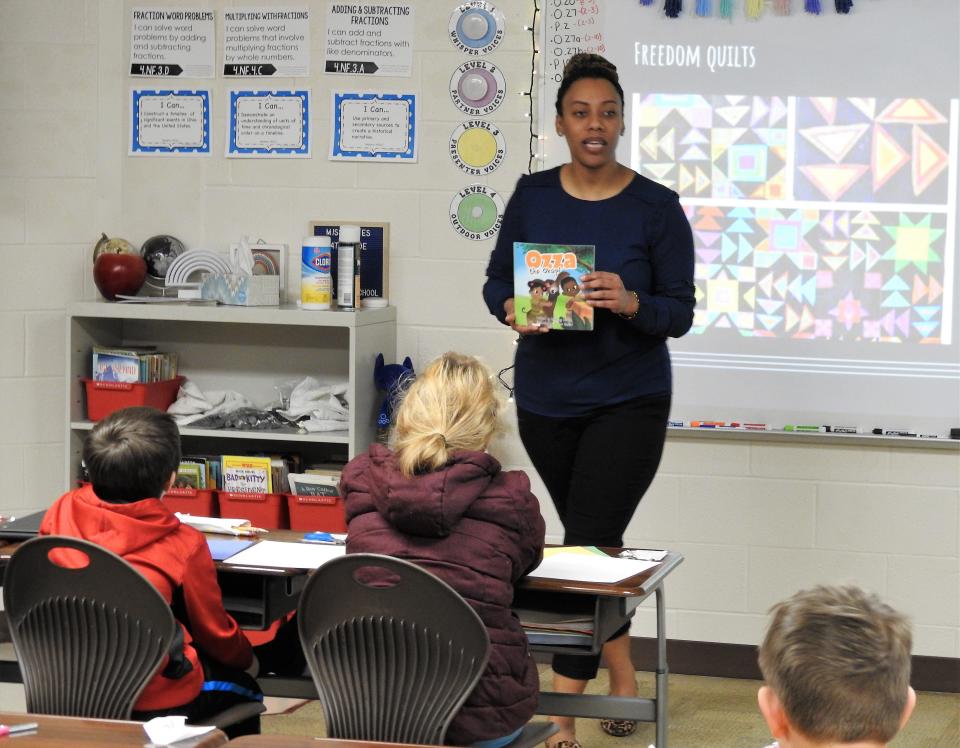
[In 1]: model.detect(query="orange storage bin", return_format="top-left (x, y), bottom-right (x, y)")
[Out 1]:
top-left (217, 491), bottom-right (288, 530)
top-left (162, 487), bottom-right (217, 517)
top-left (286, 493), bottom-right (347, 533)
top-left (84, 376), bottom-right (185, 421)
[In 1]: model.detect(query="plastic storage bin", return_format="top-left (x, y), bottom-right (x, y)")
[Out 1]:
top-left (162, 488), bottom-right (217, 517)
top-left (286, 494), bottom-right (347, 532)
top-left (217, 491), bottom-right (288, 530)
top-left (83, 376), bottom-right (185, 421)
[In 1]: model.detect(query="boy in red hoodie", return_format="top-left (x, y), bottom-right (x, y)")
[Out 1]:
top-left (41, 406), bottom-right (262, 735)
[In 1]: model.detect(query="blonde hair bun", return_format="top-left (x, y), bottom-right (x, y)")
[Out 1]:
top-left (392, 352), bottom-right (500, 477)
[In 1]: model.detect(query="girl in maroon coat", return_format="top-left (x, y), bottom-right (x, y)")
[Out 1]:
top-left (342, 352), bottom-right (547, 748)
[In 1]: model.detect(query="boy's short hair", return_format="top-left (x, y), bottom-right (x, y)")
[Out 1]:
top-left (83, 406), bottom-right (181, 503)
top-left (758, 585), bottom-right (912, 744)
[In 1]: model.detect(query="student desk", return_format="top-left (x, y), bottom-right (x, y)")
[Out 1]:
top-left (228, 737), bottom-right (436, 748)
top-left (0, 536), bottom-right (683, 748)
top-left (0, 711), bottom-right (227, 747)
top-left (224, 533), bottom-right (682, 748)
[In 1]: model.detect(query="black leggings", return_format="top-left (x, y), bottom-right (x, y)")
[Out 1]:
top-left (517, 393), bottom-right (670, 680)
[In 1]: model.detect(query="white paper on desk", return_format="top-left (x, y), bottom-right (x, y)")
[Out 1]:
top-left (224, 539), bottom-right (345, 569)
top-left (143, 715), bottom-right (216, 745)
top-left (175, 513), bottom-right (258, 536)
top-left (527, 552), bottom-right (658, 584)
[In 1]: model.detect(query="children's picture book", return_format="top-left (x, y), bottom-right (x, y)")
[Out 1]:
top-left (288, 472), bottom-right (340, 497)
top-left (221, 455), bottom-right (273, 494)
top-left (92, 348), bottom-right (144, 383)
top-left (91, 345), bottom-right (178, 383)
top-left (513, 242), bottom-right (595, 331)
top-left (174, 462), bottom-right (204, 489)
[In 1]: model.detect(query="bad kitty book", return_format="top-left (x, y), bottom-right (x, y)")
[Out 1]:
top-left (513, 243), bottom-right (595, 331)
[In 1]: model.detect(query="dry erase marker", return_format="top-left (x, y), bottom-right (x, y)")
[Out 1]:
top-left (784, 425), bottom-right (825, 433)
top-left (872, 428), bottom-right (916, 437)
top-left (691, 420), bottom-right (725, 428)
top-left (824, 426), bottom-right (862, 434)
top-left (667, 420), bottom-right (685, 428)
top-left (0, 723), bottom-right (39, 737)
top-left (735, 423), bottom-right (771, 431)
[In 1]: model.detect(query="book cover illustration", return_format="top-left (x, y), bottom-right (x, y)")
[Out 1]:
top-left (92, 351), bottom-right (141, 383)
top-left (288, 472), bottom-right (340, 497)
top-left (174, 462), bottom-right (203, 489)
top-left (513, 243), bottom-right (595, 331)
top-left (221, 455), bottom-right (273, 494)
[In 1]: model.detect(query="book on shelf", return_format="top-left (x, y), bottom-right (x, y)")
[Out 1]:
top-left (288, 472), bottom-right (340, 497)
top-left (91, 345), bottom-right (178, 383)
top-left (304, 462), bottom-right (345, 478)
top-left (221, 455), bottom-right (273, 494)
top-left (174, 461), bottom-right (204, 489)
top-left (513, 242), bottom-right (595, 331)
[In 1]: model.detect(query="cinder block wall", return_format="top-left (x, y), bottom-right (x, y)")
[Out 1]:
top-left (0, 0), bottom-right (956, 657)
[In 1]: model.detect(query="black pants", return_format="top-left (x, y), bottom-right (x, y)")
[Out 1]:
top-left (517, 393), bottom-right (670, 680)
top-left (132, 656), bottom-right (263, 739)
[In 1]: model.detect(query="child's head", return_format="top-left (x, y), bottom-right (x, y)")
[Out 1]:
top-left (392, 352), bottom-right (500, 477)
top-left (560, 275), bottom-right (580, 296)
top-left (83, 406), bottom-right (181, 502)
top-left (757, 585), bottom-right (915, 746)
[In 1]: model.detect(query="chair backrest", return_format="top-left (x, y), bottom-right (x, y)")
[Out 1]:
top-left (3, 535), bottom-right (177, 719)
top-left (297, 553), bottom-right (490, 745)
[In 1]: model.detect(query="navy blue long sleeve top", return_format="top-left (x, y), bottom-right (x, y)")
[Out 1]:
top-left (483, 167), bottom-right (696, 417)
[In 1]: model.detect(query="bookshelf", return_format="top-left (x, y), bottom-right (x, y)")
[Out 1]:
top-left (66, 301), bottom-right (396, 489)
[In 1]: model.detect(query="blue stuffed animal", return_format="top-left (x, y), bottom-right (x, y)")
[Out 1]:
top-left (374, 354), bottom-right (415, 428)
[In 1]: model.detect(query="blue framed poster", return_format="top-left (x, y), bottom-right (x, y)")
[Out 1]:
top-left (330, 92), bottom-right (417, 161)
top-left (130, 89), bottom-right (210, 155)
top-left (227, 90), bottom-right (311, 158)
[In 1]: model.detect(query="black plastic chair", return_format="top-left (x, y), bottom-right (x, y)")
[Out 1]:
top-left (297, 553), bottom-right (558, 748)
top-left (3, 535), bottom-right (264, 729)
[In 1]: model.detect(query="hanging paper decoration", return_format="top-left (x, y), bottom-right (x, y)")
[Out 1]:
top-left (640, 0), bottom-right (854, 19)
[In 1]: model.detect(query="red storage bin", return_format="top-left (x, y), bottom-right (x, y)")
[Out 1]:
top-left (162, 487), bottom-right (217, 517)
top-left (84, 376), bottom-right (185, 421)
top-left (286, 493), bottom-right (347, 533)
top-left (218, 491), bottom-right (288, 530)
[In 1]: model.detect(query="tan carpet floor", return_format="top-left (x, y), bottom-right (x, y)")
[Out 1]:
top-left (262, 666), bottom-right (960, 747)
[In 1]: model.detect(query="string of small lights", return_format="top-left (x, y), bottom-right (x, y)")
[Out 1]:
top-left (524, 1), bottom-right (540, 174)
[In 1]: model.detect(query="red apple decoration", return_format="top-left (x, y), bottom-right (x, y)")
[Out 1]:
top-left (94, 251), bottom-right (147, 300)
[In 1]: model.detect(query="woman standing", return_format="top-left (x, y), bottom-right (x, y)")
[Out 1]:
top-left (482, 53), bottom-right (695, 748)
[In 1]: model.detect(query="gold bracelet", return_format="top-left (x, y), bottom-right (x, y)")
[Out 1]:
top-left (618, 290), bottom-right (640, 320)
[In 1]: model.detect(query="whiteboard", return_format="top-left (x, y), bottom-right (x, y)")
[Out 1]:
top-left (537, 0), bottom-right (960, 436)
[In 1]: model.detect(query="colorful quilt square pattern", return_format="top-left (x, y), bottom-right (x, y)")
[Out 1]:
top-left (633, 94), bottom-right (789, 199)
top-left (795, 97), bottom-right (952, 203)
top-left (686, 206), bottom-right (948, 342)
